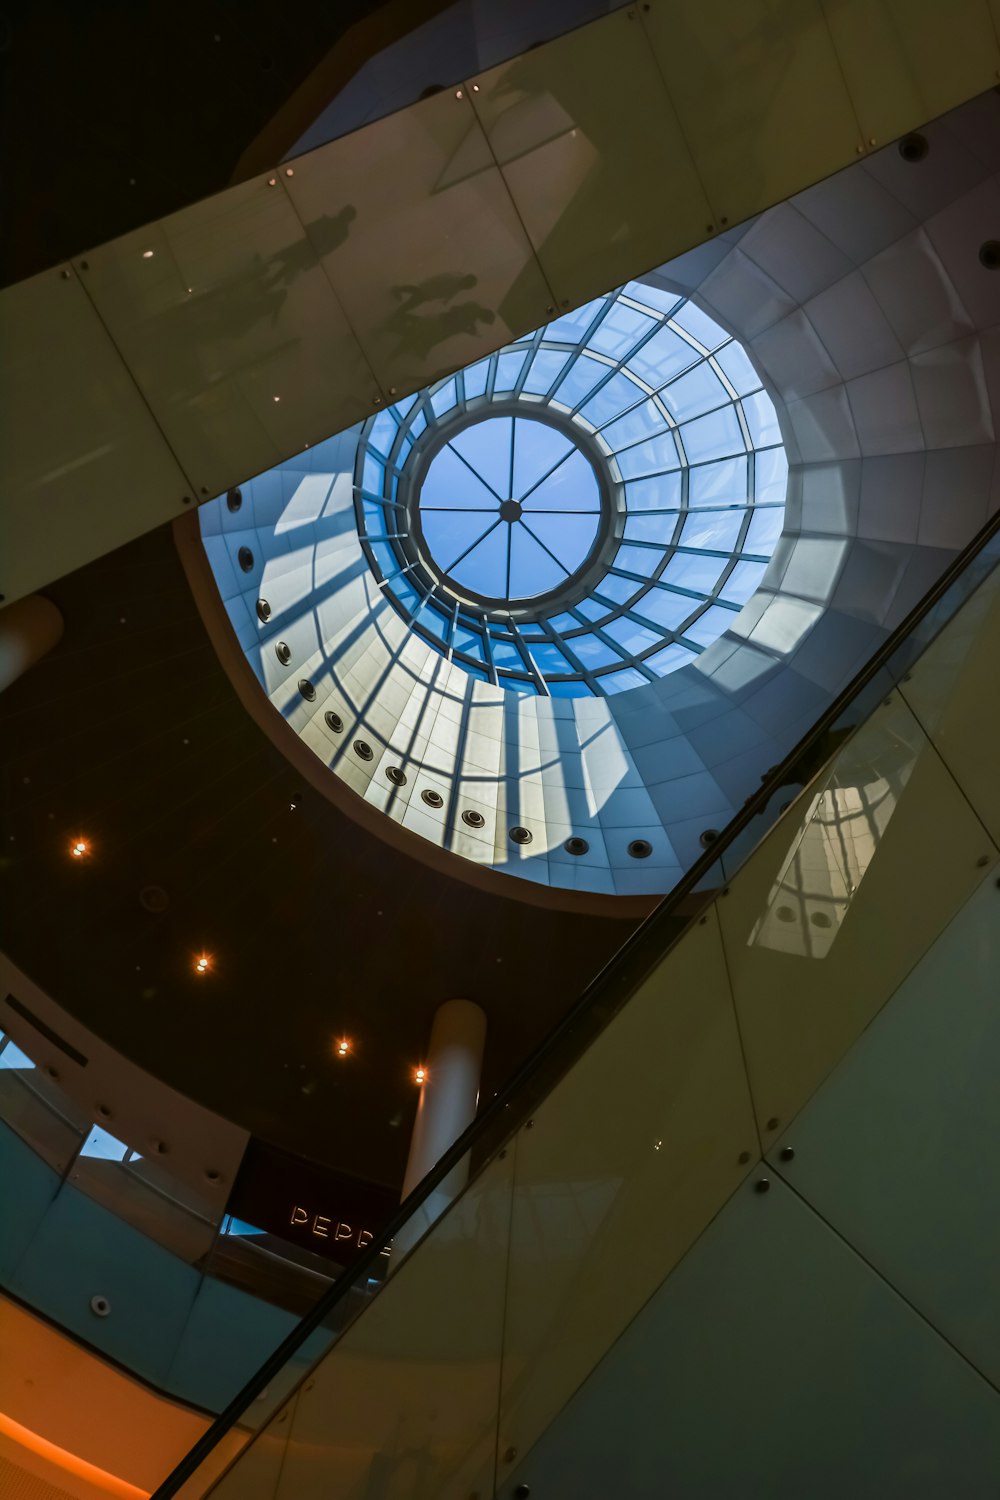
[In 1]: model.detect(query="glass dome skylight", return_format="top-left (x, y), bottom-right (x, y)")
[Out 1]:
top-left (418, 416), bottom-right (603, 602)
top-left (355, 281), bottom-right (787, 697)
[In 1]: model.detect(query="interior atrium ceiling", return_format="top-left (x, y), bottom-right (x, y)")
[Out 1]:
top-left (3, 29), bottom-right (1000, 1186)
top-left (194, 97), bottom-right (1000, 899)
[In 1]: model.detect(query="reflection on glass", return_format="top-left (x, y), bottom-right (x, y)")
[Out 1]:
top-left (749, 762), bottom-right (908, 959)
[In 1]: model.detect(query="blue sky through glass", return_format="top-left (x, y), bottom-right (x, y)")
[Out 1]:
top-left (419, 417), bottom-right (601, 601)
top-left (355, 279), bottom-right (788, 696)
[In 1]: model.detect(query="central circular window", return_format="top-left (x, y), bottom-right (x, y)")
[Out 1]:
top-left (416, 415), bottom-right (604, 605)
top-left (354, 280), bottom-right (787, 697)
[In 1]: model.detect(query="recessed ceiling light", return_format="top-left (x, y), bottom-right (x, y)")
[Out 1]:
top-left (414, 1065), bottom-right (427, 1085)
top-left (70, 838), bottom-right (90, 859)
top-left (336, 1038), bottom-right (351, 1058)
top-left (194, 954), bottom-right (212, 975)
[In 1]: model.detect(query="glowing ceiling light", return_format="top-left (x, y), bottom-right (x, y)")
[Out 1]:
top-left (414, 1065), bottom-right (427, 1085)
top-left (70, 838), bottom-right (90, 859)
top-left (194, 954), bottom-right (212, 975)
top-left (142, 249), bottom-right (154, 259)
top-left (336, 1038), bottom-right (351, 1058)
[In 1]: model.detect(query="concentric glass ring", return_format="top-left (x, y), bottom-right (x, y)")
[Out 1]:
top-left (355, 281), bottom-right (787, 698)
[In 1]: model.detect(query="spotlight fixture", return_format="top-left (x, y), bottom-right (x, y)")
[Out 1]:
top-left (336, 1038), bottom-right (351, 1058)
top-left (414, 1065), bottom-right (427, 1085)
top-left (70, 838), bottom-right (91, 859)
top-left (194, 954), bottom-right (212, 976)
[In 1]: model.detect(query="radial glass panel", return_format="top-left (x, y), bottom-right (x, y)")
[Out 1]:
top-left (354, 283), bottom-right (786, 696)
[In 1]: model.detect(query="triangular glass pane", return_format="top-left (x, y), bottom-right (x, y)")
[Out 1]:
top-left (522, 512), bottom-right (598, 576)
top-left (420, 445), bottom-right (501, 510)
top-left (421, 511), bottom-right (497, 574)
top-left (512, 420), bottom-right (574, 499)
top-left (509, 524), bottom-right (567, 598)
top-left (450, 418), bottom-right (513, 499)
top-left (521, 449), bottom-right (601, 512)
top-left (451, 523), bottom-right (509, 598)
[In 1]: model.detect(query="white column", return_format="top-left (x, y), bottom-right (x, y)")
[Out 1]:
top-left (0, 596), bottom-right (64, 692)
top-left (402, 999), bottom-right (487, 1202)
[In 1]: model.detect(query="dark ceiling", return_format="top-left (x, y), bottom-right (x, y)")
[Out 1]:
top-left (0, 0), bottom-right (432, 289)
top-left (0, 521), bottom-right (638, 1188)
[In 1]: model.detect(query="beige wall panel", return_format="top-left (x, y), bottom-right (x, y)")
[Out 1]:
top-left (189, 1397), bottom-right (302, 1500)
top-left (718, 690), bottom-right (998, 1141)
top-left (284, 90), bottom-right (555, 395)
top-left (214, 1151), bottom-right (516, 1500)
top-left (496, 908), bottom-right (757, 1474)
top-left (900, 562), bottom-right (1000, 844)
top-left (470, 10), bottom-right (713, 307)
top-left (642, 0), bottom-right (863, 228)
top-left (0, 266), bottom-right (191, 604)
top-left (75, 175), bottom-right (377, 501)
top-left (821, 0), bottom-right (1000, 147)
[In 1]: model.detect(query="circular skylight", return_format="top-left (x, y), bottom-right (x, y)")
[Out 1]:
top-left (417, 415), bottom-right (604, 603)
top-left (355, 281), bottom-right (787, 697)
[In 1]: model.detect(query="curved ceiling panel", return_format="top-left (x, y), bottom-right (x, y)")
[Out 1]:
top-left (196, 111), bottom-right (1000, 900)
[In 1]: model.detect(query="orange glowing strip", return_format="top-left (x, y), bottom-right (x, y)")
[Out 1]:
top-left (0, 1408), bottom-right (150, 1499)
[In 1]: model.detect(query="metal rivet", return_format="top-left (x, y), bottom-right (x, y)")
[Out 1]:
top-left (455, 88), bottom-right (464, 99)
top-left (515, 1487), bottom-right (531, 1499)
top-left (738, 1150), bottom-right (751, 1165)
top-left (90, 1295), bottom-right (111, 1317)
top-left (525, 1119), bottom-right (534, 1130)
top-left (698, 915), bottom-right (707, 925)
top-left (545, 305), bottom-right (554, 315)
top-left (766, 1116), bottom-right (779, 1131)
top-left (80, 260), bottom-right (89, 270)
top-left (705, 223), bottom-right (714, 233)
top-left (181, 495), bottom-right (192, 505)
top-left (60, 268), bottom-right (71, 279)
top-left (504, 1447), bottom-right (517, 1464)
top-left (977, 855), bottom-right (991, 867)
top-left (779, 1146), bottom-right (795, 1162)
top-left (754, 1178), bottom-right (770, 1194)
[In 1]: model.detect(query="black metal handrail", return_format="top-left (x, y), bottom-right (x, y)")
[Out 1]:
top-left (155, 504), bottom-right (1000, 1497)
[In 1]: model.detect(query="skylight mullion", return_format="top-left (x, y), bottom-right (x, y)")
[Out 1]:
top-left (518, 520), bottom-right (572, 579)
top-left (512, 330), bottom-right (545, 399)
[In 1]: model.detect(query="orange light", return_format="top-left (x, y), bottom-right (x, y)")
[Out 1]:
top-left (414, 1065), bottom-right (427, 1085)
top-left (336, 1038), bottom-right (351, 1058)
top-left (70, 838), bottom-right (90, 859)
top-left (194, 954), bottom-right (212, 975)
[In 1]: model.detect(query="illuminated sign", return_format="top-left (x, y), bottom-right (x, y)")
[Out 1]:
top-left (228, 1138), bottom-right (397, 1267)
top-left (288, 1205), bottom-right (390, 1256)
